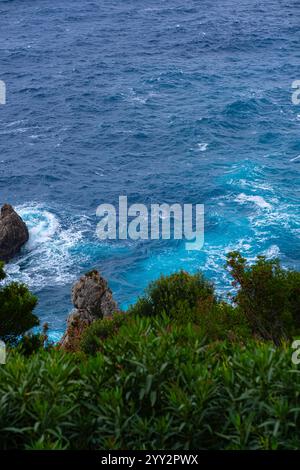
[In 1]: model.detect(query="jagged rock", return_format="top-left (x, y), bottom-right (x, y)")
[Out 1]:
top-left (60, 270), bottom-right (119, 351)
top-left (0, 204), bottom-right (29, 262)
top-left (59, 309), bottom-right (94, 352)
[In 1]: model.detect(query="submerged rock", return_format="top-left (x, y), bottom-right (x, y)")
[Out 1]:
top-left (60, 270), bottom-right (119, 351)
top-left (0, 204), bottom-right (29, 262)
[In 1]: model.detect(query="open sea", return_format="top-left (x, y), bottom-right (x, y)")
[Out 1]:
top-left (0, 0), bottom-right (300, 339)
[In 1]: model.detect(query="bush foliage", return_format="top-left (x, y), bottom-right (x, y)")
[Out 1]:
top-left (0, 262), bottom-right (39, 345)
top-left (226, 251), bottom-right (300, 343)
top-left (0, 317), bottom-right (300, 450)
top-left (81, 313), bottom-right (127, 355)
top-left (0, 252), bottom-right (299, 450)
top-left (128, 270), bottom-right (215, 324)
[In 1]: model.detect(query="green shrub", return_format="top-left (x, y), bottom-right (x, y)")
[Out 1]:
top-left (0, 264), bottom-right (39, 345)
top-left (80, 313), bottom-right (127, 355)
top-left (1, 253), bottom-right (300, 450)
top-left (128, 270), bottom-right (215, 323)
top-left (1, 318), bottom-right (300, 450)
top-left (125, 269), bottom-right (249, 343)
top-left (226, 251), bottom-right (300, 343)
top-left (197, 301), bottom-right (251, 342)
top-left (16, 323), bottom-right (50, 357)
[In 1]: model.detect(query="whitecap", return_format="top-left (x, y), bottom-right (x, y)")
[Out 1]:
top-left (196, 142), bottom-right (208, 152)
top-left (5, 204), bottom-right (87, 289)
top-left (235, 193), bottom-right (272, 210)
top-left (263, 245), bottom-right (280, 258)
top-left (18, 207), bottom-right (59, 250)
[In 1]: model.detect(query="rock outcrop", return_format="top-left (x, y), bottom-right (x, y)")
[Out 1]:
top-left (0, 204), bottom-right (29, 262)
top-left (60, 270), bottom-right (119, 351)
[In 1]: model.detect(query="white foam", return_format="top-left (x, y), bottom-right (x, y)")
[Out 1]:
top-left (125, 88), bottom-right (159, 105)
top-left (18, 207), bottom-right (59, 250)
top-left (196, 142), bottom-right (208, 152)
top-left (5, 205), bottom-right (86, 288)
top-left (235, 193), bottom-right (272, 209)
top-left (235, 179), bottom-right (274, 192)
top-left (263, 245), bottom-right (280, 258)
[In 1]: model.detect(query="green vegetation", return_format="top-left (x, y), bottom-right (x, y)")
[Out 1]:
top-left (0, 319), bottom-right (299, 450)
top-left (128, 270), bottom-right (215, 323)
top-left (0, 261), bottom-right (39, 345)
top-left (15, 323), bottom-right (50, 357)
top-left (81, 313), bottom-right (127, 355)
top-left (0, 253), bottom-right (299, 450)
top-left (226, 252), bottom-right (300, 343)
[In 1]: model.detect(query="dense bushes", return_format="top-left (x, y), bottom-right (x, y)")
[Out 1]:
top-left (123, 254), bottom-right (300, 345)
top-left (128, 270), bottom-right (215, 323)
top-left (1, 251), bottom-right (298, 350)
top-left (0, 252), bottom-right (299, 450)
top-left (0, 316), bottom-right (300, 450)
top-left (15, 323), bottom-right (50, 357)
top-left (81, 313), bottom-right (127, 355)
top-left (226, 252), bottom-right (300, 343)
top-left (0, 262), bottom-right (39, 345)
top-left (196, 301), bottom-right (250, 342)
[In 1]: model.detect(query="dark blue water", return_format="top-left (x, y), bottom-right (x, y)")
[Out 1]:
top-left (1, 0), bottom-right (300, 339)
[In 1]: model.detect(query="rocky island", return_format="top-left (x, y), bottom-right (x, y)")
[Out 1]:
top-left (0, 204), bottom-right (29, 262)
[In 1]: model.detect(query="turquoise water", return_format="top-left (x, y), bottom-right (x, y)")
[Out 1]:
top-left (0, 0), bottom-right (299, 338)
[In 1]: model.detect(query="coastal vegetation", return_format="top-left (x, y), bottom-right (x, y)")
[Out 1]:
top-left (0, 253), bottom-right (300, 450)
top-left (0, 261), bottom-right (39, 346)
